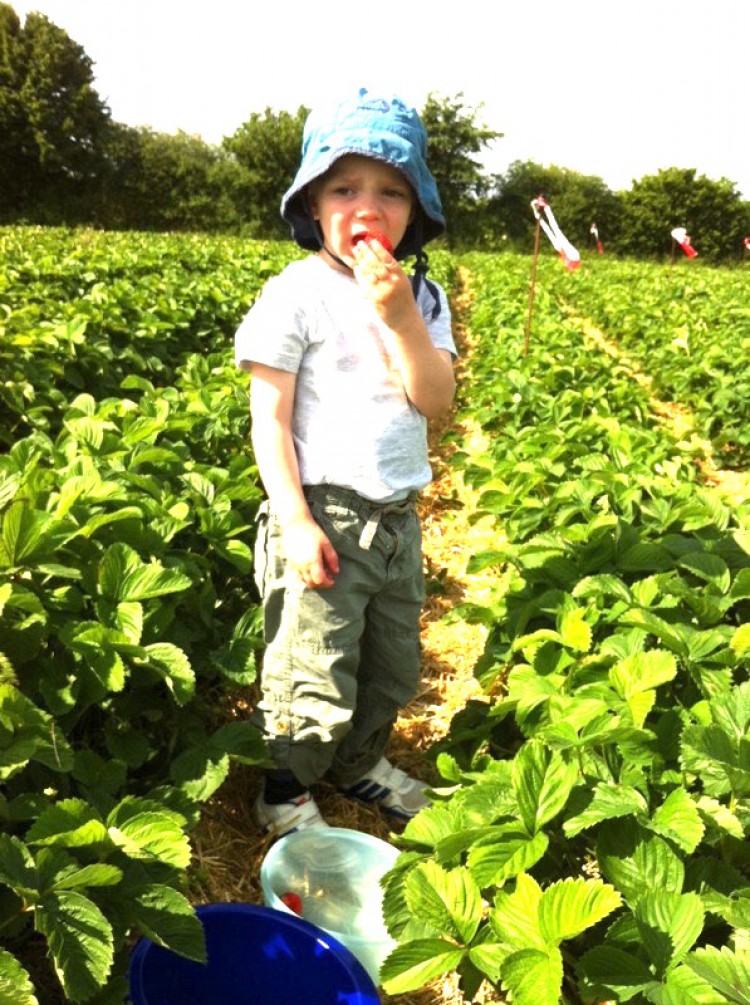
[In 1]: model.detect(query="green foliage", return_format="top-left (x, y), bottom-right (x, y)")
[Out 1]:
top-left (552, 257), bottom-right (750, 464)
top-left (618, 168), bottom-right (748, 262)
top-left (0, 228), bottom-right (292, 1000)
top-left (222, 105), bottom-right (309, 239)
top-left (0, 4), bottom-right (111, 222)
top-left (98, 125), bottom-right (245, 233)
top-left (420, 92), bottom-right (502, 246)
top-left (380, 251), bottom-right (750, 1003)
top-left (486, 159), bottom-right (621, 253)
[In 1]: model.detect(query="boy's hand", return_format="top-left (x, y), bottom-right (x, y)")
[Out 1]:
top-left (352, 237), bottom-right (420, 331)
top-left (282, 514), bottom-right (339, 589)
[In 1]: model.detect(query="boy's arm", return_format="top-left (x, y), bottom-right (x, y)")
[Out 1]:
top-left (249, 363), bottom-right (339, 588)
top-left (352, 240), bottom-right (456, 419)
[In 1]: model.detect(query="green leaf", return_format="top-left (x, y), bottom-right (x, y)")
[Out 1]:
top-left (609, 650), bottom-right (678, 699)
top-left (26, 800), bottom-right (109, 849)
top-left (731, 625), bottom-right (750, 657)
top-left (686, 946), bottom-right (750, 1004)
top-left (512, 740), bottom-right (577, 833)
top-left (634, 891), bottom-right (705, 976)
top-left (51, 863), bottom-right (123, 892)
top-left (98, 544), bottom-right (191, 602)
top-left (564, 783), bottom-right (649, 838)
top-left (597, 818), bottom-right (685, 901)
top-left (401, 804), bottom-right (462, 849)
top-left (0, 504), bottom-right (70, 567)
top-left (404, 862), bottom-right (483, 945)
top-left (0, 834), bottom-right (36, 896)
top-left (35, 892), bottom-right (114, 1002)
top-left (169, 746), bottom-right (230, 802)
top-left (139, 644), bottom-right (195, 705)
top-left (649, 789), bottom-right (704, 854)
top-left (468, 828), bottom-right (548, 888)
top-left (107, 799), bottom-right (191, 868)
top-left (538, 878), bottom-right (622, 945)
top-left (578, 944), bottom-right (655, 1002)
top-left (0, 949), bottom-right (39, 1005)
top-left (501, 946), bottom-right (564, 1005)
top-left (132, 886), bottom-right (206, 962)
top-left (209, 721), bottom-right (268, 765)
top-left (621, 610), bottom-right (689, 657)
top-left (467, 939), bottom-right (509, 984)
top-left (658, 963), bottom-right (727, 1005)
top-left (490, 872), bottom-right (545, 951)
top-left (695, 796), bottom-right (744, 839)
top-left (559, 608), bottom-right (592, 652)
top-left (380, 939), bottom-right (466, 994)
top-left (678, 553), bottom-right (731, 593)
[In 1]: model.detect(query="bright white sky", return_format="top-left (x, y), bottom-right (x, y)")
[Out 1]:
top-left (12, 0), bottom-right (750, 198)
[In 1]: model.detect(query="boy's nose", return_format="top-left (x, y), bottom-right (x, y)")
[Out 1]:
top-left (355, 195), bottom-right (380, 218)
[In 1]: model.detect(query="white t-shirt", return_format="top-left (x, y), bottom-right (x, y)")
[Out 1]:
top-left (235, 255), bottom-right (456, 502)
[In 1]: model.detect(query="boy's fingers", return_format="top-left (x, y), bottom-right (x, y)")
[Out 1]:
top-left (322, 540), bottom-right (340, 576)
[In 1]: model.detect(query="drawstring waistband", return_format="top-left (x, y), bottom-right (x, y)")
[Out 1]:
top-left (303, 484), bottom-right (417, 551)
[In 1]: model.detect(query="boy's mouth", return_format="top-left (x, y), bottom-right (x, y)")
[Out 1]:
top-left (351, 231), bottom-right (394, 254)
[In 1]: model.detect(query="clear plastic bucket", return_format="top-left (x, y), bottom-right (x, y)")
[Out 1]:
top-left (260, 827), bottom-right (400, 984)
top-left (128, 902), bottom-right (379, 1005)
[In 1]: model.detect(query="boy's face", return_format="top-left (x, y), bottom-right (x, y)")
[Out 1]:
top-left (308, 154), bottom-right (415, 271)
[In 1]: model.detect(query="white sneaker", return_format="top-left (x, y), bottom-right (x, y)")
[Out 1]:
top-left (254, 791), bottom-right (329, 837)
top-left (340, 757), bottom-right (430, 819)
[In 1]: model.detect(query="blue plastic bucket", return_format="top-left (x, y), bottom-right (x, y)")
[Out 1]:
top-left (128, 902), bottom-right (380, 1005)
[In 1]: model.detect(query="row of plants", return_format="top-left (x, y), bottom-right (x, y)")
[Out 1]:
top-left (380, 252), bottom-right (750, 1004)
top-left (0, 228), bottom-right (301, 1002)
top-left (545, 257), bottom-right (750, 465)
top-left (0, 228), bottom-right (297, 448)
top-left (0, 226), bottom-right (460, 1002)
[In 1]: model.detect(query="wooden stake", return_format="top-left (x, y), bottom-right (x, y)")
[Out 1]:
top-left (524, 218), bottom-right (541, 357)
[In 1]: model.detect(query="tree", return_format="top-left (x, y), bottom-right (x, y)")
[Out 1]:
top-left (99, 124), bottom-right (243, 232)
top-left (0, 4), bottom-right (110, 220)
top-left (222, 106), bottom-right (308, 239)
top-left (617, 168), bottom-right (746, 262)
top-left (419, 92), bottom-right (502, 246)
top-left (0, 3), bottom-right (29, 215)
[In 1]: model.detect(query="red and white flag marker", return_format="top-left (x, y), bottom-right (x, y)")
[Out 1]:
top-left (590, 222), bottom-right (604, 254)
top-left (671, 227), bottom-right (698, 259)
top-left (531, 196), bottom-right (581, 271)
top-left (525, 195), bottom-right (581, 355)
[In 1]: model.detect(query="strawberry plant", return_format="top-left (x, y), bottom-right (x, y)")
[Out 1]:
top-left (0, 228), bottom-right (301, 1000)
top-left (381, 253), bottom-right (750, 1004)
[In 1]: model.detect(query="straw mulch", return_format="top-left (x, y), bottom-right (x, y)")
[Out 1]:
top-left (189, 275), bottom-right (507, 1004)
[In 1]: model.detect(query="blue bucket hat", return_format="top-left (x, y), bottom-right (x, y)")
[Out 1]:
top-left (281, 88), bottom-right (445, 260)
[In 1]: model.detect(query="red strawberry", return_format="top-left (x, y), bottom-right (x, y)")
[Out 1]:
top-left (352, 230), bottom-right (393, 254)
top-left (281, 891), bottom-right (303, 916)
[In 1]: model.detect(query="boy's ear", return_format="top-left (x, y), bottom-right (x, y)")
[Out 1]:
top-left (306, 185), bottom-right (319, 219)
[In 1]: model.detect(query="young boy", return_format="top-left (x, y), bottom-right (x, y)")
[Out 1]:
top-left (235, 89), bottom-right (456, 836)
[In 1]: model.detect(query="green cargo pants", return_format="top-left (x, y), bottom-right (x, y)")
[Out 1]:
top-left (252, 484), bottom-right (424, 788)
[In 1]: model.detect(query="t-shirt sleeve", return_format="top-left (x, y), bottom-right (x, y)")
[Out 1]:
top-left (419, 280), bottom-right (457, 359)
top-left (234, 270), bottom-right (307, 373)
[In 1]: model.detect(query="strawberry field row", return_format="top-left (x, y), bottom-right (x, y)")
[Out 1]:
top-left (380, 252), bottom-right (750, 1005)
top-left (546, 257), bottom-right (750, 464)
top-left (0, 228), bottom-right (302, 1002)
